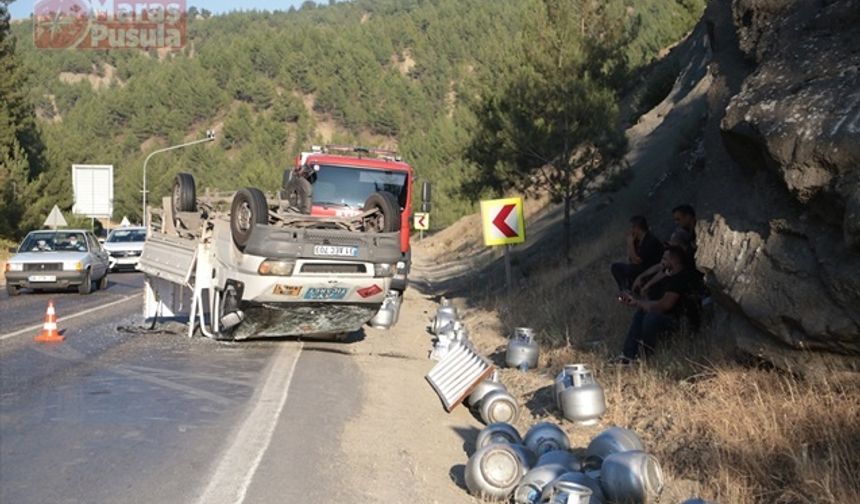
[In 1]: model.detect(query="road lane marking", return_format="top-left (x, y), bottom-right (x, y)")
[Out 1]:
top-left (195, 342), bottom-right (303, 504)
top-left (0, 293), bottom-right (141, 341)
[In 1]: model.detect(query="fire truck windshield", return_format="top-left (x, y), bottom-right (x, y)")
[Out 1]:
top-left (311, 165), bottom-right (408, 209)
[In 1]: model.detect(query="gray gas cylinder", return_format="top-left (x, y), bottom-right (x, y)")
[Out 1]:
top-left (536, 450), bottom-right (582, 472)
top-left (556, 364), bottom-right (605, 425)
top-left (544, 481), bottom-right (594, 504)
top-left (480, 389), bottom-right (519, 424)
top-left (514, 463), bottom-right (570, 504)
top-left (600, 450), bottom-right (664, 504)
top-left (506, 327), bottom-right (540, 371)
top-left (465, 442), bottom-right (527, 500)
top-left (584, 427), bottom-right (645, 469)
top-left (476, 422), bottom-right (523, 450)
top-left (523, 422), bottom-right (570, 456)
top-left (541, 472), bottom-right (605, 504)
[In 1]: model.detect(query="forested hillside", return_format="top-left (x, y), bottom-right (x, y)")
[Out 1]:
top-left (2, 0), bottom-right (703, 236)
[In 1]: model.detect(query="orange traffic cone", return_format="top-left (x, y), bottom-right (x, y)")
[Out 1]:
top-left (35, 300), bottom-right (64, 343)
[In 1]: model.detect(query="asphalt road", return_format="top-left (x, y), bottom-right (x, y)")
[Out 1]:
top-left (0, 272), bottom-right (366, 503)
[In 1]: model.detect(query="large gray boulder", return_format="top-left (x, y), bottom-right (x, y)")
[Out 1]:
top-left (721, 0), bottom-right (860, 247)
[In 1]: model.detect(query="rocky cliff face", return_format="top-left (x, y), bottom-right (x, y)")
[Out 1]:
top-left (694, 0), bottom-right (860, 360)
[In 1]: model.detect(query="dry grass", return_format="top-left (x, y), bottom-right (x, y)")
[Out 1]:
top-left (460, 261), bottom-right (860, 504)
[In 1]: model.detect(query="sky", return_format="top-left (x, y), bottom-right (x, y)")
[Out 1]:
top-left (8, 0), bottom-right (312, 20)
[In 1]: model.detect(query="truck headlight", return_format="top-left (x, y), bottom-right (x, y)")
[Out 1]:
top-left (258, 260), bottom-right (294, 276)
top-left (64, 261), bottom-right (83, 271)
top-left (5, 263), bottom-right (23, 272)
top-left (374, 263), bottom-right (394, 277)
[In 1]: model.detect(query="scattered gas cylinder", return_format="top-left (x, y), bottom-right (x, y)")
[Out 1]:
top-left (476, 422), bottom-right (523, 450)
top-left (465, 442), bottom-right (527, 500)
top-left (555, 364), bottom-right (605, 425)
top-left (514, 463), bottom-right (570, 504)
top-left (480, 389), bottom-right (519, 424)
top-left (506, 327), bottom-right (540, 371)
top-left (468, 375), bottom-right (507, 407)
top-left (585, 427), bottom-right (644, 469)
top-left (600, 450), bottom-right (664, 504)
top-left (431, 298), bottom-right (459, 335)
top-left (544, 481), bottom-right (594, 504)
top-left (523, 422), bottom-right (570, 456)
top-left (542, 472), bottom-right (605, 504)
top-left (536, 450), bottom-right (582, 472)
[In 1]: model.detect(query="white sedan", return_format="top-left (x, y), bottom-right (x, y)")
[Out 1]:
top-left (103, 227), bottom-right (147, 271)
top-left (4, 229), bottom-right (110, 295)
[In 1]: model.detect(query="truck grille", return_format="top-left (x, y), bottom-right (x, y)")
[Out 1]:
top-left (24, 263), bottom-right (63, 271)
top-left (300, 263), bottom-right (367, 274)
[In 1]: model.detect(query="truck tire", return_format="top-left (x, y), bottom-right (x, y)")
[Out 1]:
top-left (172, 173), bottom-right (196, 213)
top-left (6, 284), bottom-right (21, 296)
top-left (283, 175), bottom-right (313, 214)
top-left (363, 191), bottom-right (401, 233)
top-left (78, 270), bottom-right (92, 295)
top-left (230, 188), bottom-right (269, 250)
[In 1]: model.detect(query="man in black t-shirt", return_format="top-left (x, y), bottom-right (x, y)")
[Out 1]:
top-left (614, 246), bottom-right (699, 362)
top-left (611, 215), bottom-right (664, 290)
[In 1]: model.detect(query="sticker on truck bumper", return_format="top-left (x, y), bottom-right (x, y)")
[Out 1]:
top-left (273, 284), bottom-right (303, 296)
top-left (303, 287), bottom-right (349, 300)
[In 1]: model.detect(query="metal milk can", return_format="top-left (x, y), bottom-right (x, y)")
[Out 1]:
top-left (599, 450), bottom-right (664, 504)
top-left (506, 327), bottom-right (540, 371)
top-left (555, 364), bottom-right (605, 425)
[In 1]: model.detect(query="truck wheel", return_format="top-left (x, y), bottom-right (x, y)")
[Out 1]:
top-left (78, 270), bottom-right (92, 295)
top-left (6, 284), bottom-right (21, 296)
top-left (172, 173), bottom-right (197, 213)
top-left (363, 191), bottom-right (401, 233)
top-left (230, 188), bottom-right (269, 250)
top-left (283, 175), bottom-right (313, 214)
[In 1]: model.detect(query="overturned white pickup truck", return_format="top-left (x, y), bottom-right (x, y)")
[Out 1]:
top-left (139, 146), bottom-right (414, 340)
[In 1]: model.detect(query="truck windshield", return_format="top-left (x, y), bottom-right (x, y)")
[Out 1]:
top-left (312, 165), bottom-right (408, 209)
top-left (19, 231), bottom-right (88, 252)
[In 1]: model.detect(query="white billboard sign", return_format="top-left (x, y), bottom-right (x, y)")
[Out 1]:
top-left (72, 164), bottom-right (114, 218)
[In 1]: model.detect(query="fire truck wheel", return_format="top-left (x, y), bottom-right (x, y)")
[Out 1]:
top-left (363, 191), bottom-right (401, 233)
top-left (230, 188), bottom-right (269, 250)
top-left (172, 173), bottom-right (197, 213)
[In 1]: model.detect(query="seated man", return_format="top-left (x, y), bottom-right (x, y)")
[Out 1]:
top-left (610, 215), bottom-right (663, 290)
top-left (672, 204), bottom-right (697, 252)
top-left (632, 227), bottom-right (694, 298)
top-left (614, 246), bottom-right (701, 363)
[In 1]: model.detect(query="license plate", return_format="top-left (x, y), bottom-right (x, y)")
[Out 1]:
top-left (313, 245), bottom-right (358, 257)
top-left (303, 287), bottom-right (349, 300)
top-left (28, 275), bottom-right (56, 282)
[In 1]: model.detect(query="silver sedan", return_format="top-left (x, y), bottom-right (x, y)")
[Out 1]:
top-left (4, 229), bottom-right (110, 296)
